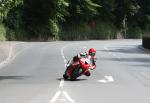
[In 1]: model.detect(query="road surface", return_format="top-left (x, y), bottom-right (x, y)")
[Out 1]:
top-left (0, 39), bottom-right (150, 103)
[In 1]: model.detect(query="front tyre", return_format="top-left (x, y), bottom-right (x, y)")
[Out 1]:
top-left (70, 77), bottom-right (77, 81)
top-left (63, 74), bottom-right (68, 80)
top-left (70, 68), bottom-right (83, 81)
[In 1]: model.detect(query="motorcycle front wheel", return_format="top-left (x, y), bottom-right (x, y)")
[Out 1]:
top-left (70, 68), bottom-right (83, 80)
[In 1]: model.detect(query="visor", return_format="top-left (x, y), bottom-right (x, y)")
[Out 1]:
top-left (89, 52), bottom-right (96, 56)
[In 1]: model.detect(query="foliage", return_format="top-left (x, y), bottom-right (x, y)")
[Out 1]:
top-left (48, 19), bottom-right (59, 40)
top-left (22, 0), bottom-right (69, 40)
top-left (1, 0), bottom-right (150, 40)
top-left (0, 23), bottom-right (6, 41)
top-left (59, 21), bottom-right (116, 40)
top-left (67, 0), bottom-right (100, 22)
top-left (0, 0), bottom-right (23, 22)
top-left (126, 26), bottom-right (142, 38)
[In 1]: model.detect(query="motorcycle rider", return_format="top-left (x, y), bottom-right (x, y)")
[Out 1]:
top-left (87, 48), bottom-right (96, 69)
top-left (83, 48), bottom-right (96, 76)
top-left (72, 48), bottom-right (96, 76)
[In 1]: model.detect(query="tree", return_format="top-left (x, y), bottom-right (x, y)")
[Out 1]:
top-left (114, 0), bottom-right (140, 37)
top-left (93, 0), bottom-right (115, 22)
top-left (23, 0), bottom-right (69, 39)
top-left (67, 0), bottom-right (100, 22)
top-left (0, 0), bottom-right (23, 22)
top-left (138, 0), bottom-right (150, 29)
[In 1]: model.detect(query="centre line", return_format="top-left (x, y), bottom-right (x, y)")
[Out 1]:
top-left (63, 91), bottom-right (75, 103)
top-left (59, 79), bottom-right (64, 88)
top-left (50, 91), bottom-right (61, 103)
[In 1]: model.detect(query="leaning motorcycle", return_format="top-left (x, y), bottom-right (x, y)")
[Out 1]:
top-left (63, 57), bottom-right (92, 81)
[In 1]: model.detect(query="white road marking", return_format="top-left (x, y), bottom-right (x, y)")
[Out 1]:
top-left (105, 76), bottom-right (114, 82)
top-left (11, 48), bottom-right (26, 61)
top-left (61, 45), bottom-right (68, 64)
top-left (59, 79), bottom-right (64, 88)
top-left (50, 91), bottom-right (61, 103)
top-left (141, 72), bottom-right (150, 79)
top-left (61, 43), bottom-right (80, 72)
top-left (0, 42), bottom-right (25, 69)
top-left (57, 99), bottom-right (66, 101)
top-left (8, 45), bottom-right (13, 60)
top-left (0, 45), bottom-right (12, 67)
top-left (97, 76), bottom-right (114, 83)
top-left (97, 80), bottom-right (107, 83)
top-left (63, 91), bottom-right (75, 103)
top-left (104, 46), bottom-right (109, 50)
top-left (61, 42), bottom-right (82, 64)
top-left (52, 43), bottom-right (77, 103)
top-left (50, 91), bottom-right (75, 103)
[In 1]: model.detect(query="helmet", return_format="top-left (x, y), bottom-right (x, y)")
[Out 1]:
top-left (89, 48), bottom-right (96, 53)
top-left (89, 48), bottom-right (96, 56)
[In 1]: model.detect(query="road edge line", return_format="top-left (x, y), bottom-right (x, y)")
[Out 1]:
top-left (0, 42), bottom-right (25, 69)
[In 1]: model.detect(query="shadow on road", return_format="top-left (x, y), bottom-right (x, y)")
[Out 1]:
top-left (57, 78), bottom-right (87, 81)
top-left (128, 64), bottom-right (150, 68)
top-left (102, 58), bottom-right (150, 63)
top-left (98, 45), bottom-right (150, 54)
top-left (100, 57), bottom-right (150, 69)
top-left (0, 76), bottom-right (30, 80)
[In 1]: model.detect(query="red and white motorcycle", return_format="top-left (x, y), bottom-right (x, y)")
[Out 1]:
top-left (63, 57), bottom-right (94, 81)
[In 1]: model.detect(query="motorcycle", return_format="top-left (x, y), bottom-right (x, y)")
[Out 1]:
top-left (63, 57), bottom-right (92, 81)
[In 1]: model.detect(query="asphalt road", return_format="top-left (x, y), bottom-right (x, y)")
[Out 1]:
top-left (0, 39), bottom-right (150, 103)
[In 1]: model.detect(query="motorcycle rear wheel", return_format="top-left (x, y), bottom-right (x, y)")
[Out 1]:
top-left (63, 74), bottom-right (68, 80)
